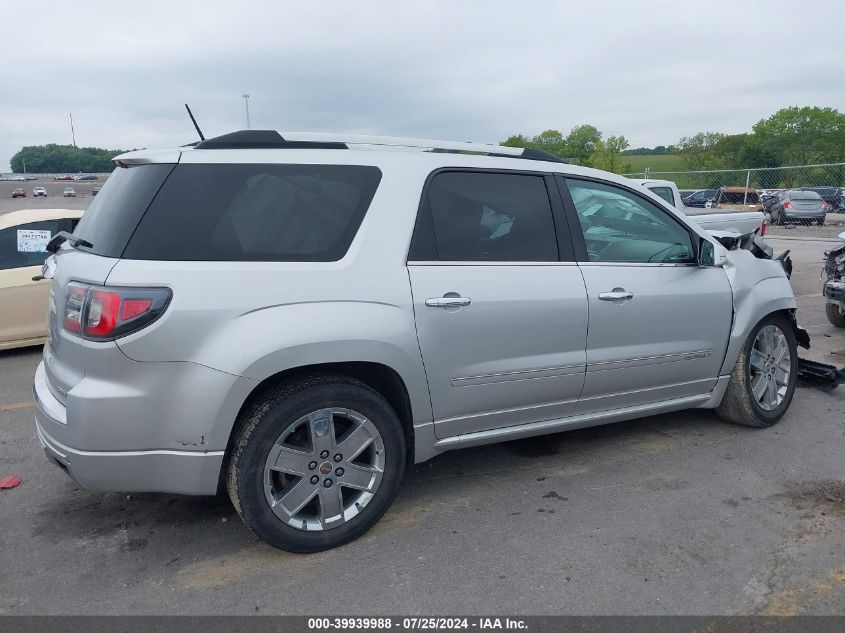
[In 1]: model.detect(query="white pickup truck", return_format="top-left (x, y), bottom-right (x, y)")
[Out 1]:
top-left (631, 179), bottom-right (766, 235)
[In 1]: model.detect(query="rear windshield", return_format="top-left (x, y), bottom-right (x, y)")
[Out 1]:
top-left (76, 163), bottom-right (382, 262)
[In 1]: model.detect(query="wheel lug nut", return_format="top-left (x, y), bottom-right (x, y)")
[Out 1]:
top-left (335, 467), bottom-right (344, 477)
top-left (310, 475), bottom-right (319, 485)
top-left (308, 461), bottom-right (317, 470)
top-left (320, 450), bottom-right (329, 459)
top-left (323, 478), bottom-right (333, 488)
top-left (333, 453), bottom-right (342, 462)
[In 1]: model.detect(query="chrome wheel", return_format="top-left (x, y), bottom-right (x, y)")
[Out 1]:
top-left (749, 324), bottom-right (791, 411)
top-left (263, 407), bottom-right (385, 531)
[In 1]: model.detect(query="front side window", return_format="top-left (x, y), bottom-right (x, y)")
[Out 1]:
top-left (419, 171), bottom-right (558, 262)
top-left (565, 179), bottom-right (694, 264)
top-left (0, 220), bottom-right (63, 271)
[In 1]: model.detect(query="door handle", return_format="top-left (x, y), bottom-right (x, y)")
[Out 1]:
top-left (425, 296), bottom-right (472, 308)
top-left (598, 289), bottom-right (634, 302)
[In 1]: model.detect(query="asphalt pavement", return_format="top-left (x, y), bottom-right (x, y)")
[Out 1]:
top-left (0, 230), bottom-right (844, 616)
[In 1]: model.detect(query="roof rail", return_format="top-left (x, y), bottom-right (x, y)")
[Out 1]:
top-left (192, 130), bottom-right (567, 163)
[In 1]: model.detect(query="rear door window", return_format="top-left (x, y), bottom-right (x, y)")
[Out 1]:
top-left (410, 171), bottom-right (559, 262)
top-left (124, 164), bottom-right (382, 261)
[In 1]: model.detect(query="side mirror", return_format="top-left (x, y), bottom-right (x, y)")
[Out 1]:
top-left (698, 238), bottom-right (715, 266)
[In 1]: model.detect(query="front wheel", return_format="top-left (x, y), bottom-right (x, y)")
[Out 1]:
top-left (227, 374), bottom-right (407, 552)
top-left (716, 314), bottom-right (797, 428)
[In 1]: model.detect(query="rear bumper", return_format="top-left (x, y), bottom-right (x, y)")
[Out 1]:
top-left (33, 360), bottom-right (228, 495)
top-left (783, 211), bottom-right (826, 219)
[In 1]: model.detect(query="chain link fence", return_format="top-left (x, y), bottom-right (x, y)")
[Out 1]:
top-left (624, 163), bottom-right (845, 213)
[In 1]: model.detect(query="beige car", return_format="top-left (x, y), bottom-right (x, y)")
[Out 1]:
top-left (710, 187), bottom-right (764, 213)
top-left (0, 208), bottom-right (83, 350)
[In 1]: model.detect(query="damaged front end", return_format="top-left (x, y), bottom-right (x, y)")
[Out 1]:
top-left (822, 234), bottom-right (845, 325)
top-left (715, 231), bottom-right (844, 389)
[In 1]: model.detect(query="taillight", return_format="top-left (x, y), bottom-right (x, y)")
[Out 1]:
top-left (783, 201), bottom-right (791, 209)
top-left (822, 202), bottom-right (830, 211)
top-left (62, 283), bottom-right (171, 340)
top-left (760, 219), bottom-right (767, 236)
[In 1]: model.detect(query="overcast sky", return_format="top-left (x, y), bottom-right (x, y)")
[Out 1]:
top-left (1, 0), bottom-right (843, 171)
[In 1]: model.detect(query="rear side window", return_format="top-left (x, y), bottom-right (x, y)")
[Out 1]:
top-left (73, 164), bottom-right (174, 258)
top-left (124, 164), bottom-right (381, 261)
top-left (411, 171), bottom-right (559, 262)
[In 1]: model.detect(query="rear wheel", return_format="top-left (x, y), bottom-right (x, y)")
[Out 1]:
top-left (817, 218), bottom-right (825, 226)
top-left (227, 374), bottom-right (406, 552)
top-left (826, 303), bottom-right (845, 328)
top-left (716, 314), bottom-right (797, 428)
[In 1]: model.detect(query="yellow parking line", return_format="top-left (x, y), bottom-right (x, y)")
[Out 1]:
top-left (0, 401), bottom-right (35, 412)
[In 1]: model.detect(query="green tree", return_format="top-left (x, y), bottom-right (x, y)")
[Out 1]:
top-left (500, 134), bottom-right (533, 148)
top-left (591, 135), bottom-right (630, 173)
top-left (565, 124), bottom-right (602, 166)
top-left (677, 132), bottom-right (724, 170)
top-left (751, 106), bottom-right (845, 165)
top-left (10, 144), bottom-right (128, 173)
top-left (530, 129), bottom-right (567, 157)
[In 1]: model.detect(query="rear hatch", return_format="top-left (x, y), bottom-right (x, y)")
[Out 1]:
top-left (43, 162), bottom-right (176, 404)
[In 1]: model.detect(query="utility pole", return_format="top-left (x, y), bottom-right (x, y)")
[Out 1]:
top-left (242, 93), bottom-right (251, 129)
top-left (69, 113), bottom-right (77, 147)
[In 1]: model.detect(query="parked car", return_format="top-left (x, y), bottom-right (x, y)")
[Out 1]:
top-left (35, 130), bottom-right (804, 553)
top-left (797, 187), bottom-right (842, 213)
top-left (682, 189), bottom-right (718, 208)
top-left (62, 186), bottom-right (76, 197)
top-left (769, 189), bottom-right (829, 225)
top-left (54, 175), bottom-right (74, 181)
top-left (92, 187), bottom-right (100, 196)
top-left (632, 180), bottom-right (764, 235)
top-left (0, 208), bottom-right (83, 350)
top-left (710, 187), bottom-right (764, 213)
top-left (33, 187), bottom-right (47, 197)
top-left (12, 187), bottom-right (26, 198)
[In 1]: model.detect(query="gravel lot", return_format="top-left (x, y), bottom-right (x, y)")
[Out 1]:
top-left (0, 198), bottom-right (844, 616)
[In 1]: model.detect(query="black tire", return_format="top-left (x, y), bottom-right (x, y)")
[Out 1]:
top-left (817, 218), bottom-right (825, 226)
top-left (227, 374), bottom-right (407, 552)
top-left (716, 313), bottom-right (797, 428)
top-left (826, 303), bottom-right (845, 328)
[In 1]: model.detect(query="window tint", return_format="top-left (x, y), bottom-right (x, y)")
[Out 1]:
top-left (649, 186), bottom-right (675, 206)
top-left (123, 164), bottom-right (381, 261)
top-left (73, 164), bottom-right (174, 258)
top-left (420, 171), bottom-right (558, 262)
top-left (719, 191), bottom-right (761, 204)
top-left (565, 179), bottom-right (694, 264)
top-left (0, 220), bottom-right (63, 271)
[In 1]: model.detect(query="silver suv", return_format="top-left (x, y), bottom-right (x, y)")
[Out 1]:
top-left (34, 130), bottom-right (805, 552)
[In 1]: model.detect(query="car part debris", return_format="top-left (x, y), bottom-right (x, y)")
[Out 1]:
top-left (796, 358), bottom-right (845, 391)
top-left (0, 476), bottom-right (22, 490)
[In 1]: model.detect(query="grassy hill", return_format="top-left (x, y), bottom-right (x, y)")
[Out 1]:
top-left (620, 154), bottom-right (686, 174)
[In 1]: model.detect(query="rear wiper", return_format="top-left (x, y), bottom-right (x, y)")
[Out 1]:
top-left (46, 231), bottom-right (93, 254)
